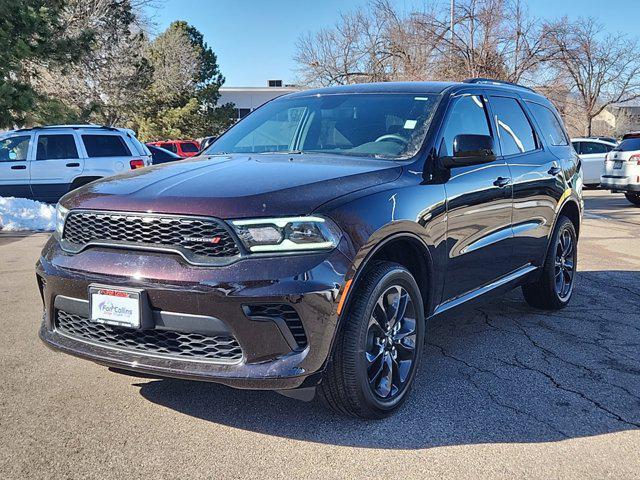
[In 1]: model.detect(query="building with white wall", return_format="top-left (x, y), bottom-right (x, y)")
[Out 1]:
top-left (218, 82), bottom-right (301, 120)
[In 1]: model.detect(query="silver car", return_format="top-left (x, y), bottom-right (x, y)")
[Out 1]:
top-left (601, 133), bottom-right (640, 206)
top-left (571, 137), bottom-right (617, 187)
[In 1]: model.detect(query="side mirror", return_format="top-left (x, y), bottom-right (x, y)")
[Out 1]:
top-left (442, 134), bottom-right (496, 168)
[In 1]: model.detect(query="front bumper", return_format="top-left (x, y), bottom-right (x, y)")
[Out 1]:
top-left (37, 237), bottom-right (352, 390)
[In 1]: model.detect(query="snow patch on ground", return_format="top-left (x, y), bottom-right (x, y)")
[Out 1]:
top-left (0, 197), bottom-right (56, 232)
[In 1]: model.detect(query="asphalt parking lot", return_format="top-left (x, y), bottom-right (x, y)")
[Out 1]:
top-left (1, 189), bottom-right (639, 479)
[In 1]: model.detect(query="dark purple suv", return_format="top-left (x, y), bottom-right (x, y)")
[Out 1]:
top-left (38, 80), bottom-right (583, 418)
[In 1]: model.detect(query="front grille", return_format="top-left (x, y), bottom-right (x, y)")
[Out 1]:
top-left (245, 304), bottom-right (307, 348)
top-left (55, 310), bottom-right (243, 362)
top-left (62, 211), bottom-right (240, 262)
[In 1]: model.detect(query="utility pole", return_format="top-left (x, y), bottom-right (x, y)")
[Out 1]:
top-left (450, 0), bottom-right (455, 43)
top-left (450, 0), bottom-right (455, 71)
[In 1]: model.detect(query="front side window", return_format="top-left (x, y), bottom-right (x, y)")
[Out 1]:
top-left (439, 94), bottom-right (491, 157)
top-left (527, 102), bottom-right (568, 146)
top-left (572, 142), bottom-right (582, 154)
top-left (491, 97), bottom-right (537, 156)
top-left (36, 134), bottom-right (78, 160)
top-left (82, 135), bottom-right (131, 157)
top-left (161, 143), bottom-right (177, 153)
top-left (0, 136), bottom-right (30, 162)
top-left (581, 142), bottom-right (608, 155)
top-left (207, 93), bottom-right (440, 160)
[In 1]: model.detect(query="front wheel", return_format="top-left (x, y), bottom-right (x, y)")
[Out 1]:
top-left (319, 262), bottom-right (425, 418)
top-left (523, 216), bottom-right (577, 310)
top-left (625, 193), bottom-right (640, 206)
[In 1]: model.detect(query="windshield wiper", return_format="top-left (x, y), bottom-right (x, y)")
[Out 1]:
top-left (257, 150), bottom-right (304, 155)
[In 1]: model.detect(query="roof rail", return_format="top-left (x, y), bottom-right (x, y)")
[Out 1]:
top-left (463, 78), bottom-right (536, 93)
top-left (13, 124), bottom-right (119, 132)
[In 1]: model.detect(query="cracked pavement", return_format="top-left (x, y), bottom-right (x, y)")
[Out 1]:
top-left (1, 189), bottom-right (639, 479)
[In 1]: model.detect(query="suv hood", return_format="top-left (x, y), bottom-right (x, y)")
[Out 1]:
top-left (63, 154), bottom-right (402, 218)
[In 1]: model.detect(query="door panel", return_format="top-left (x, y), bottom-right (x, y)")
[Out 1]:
top-left (499, 99), bottom-right (569, 269)
top-left (439, 92), bottom-right (514, 301)
top-left (580, 153), bottom-right (605, 184)
top-left (444, 162), bottom-right (514, 300)
top-left (0, 135), bottom-right (32, 199)
top-left (31, 133), bottom-right (84, 202)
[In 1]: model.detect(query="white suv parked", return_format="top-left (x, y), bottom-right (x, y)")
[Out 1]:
top-left (571, 137), bottom-right (617, 186)
top-left (0, 125), bottom-right (152, 203)
top-left (601, 133), bottom-right (640, 206)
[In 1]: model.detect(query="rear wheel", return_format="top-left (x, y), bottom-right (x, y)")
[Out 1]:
top-left (523, 216), bottom-right (577, 310)
top-left (625, 193), bottom-right (640, 206)
top-left (319, 262), bottom-right (425, 418)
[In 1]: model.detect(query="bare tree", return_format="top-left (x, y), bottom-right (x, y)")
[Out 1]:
top-left (546, 17), bottom-right (640, 136)
top-left (294, 0), bottom-right (553, 86)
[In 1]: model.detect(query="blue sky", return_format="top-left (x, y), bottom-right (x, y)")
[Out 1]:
top-left (149, 0), bottom-right (640, 87)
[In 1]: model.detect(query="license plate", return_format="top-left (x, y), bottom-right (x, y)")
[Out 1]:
top-left (89, 286), bottom-right (141, 328)
top-left (614, 161), bottom-right (623, 169)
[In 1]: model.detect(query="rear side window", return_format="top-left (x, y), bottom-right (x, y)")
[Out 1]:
top-left (180, 142), bottom-right (199, 153)
top-left (0, 136), bottom-right (30, 161)
top-left (82, 135), bottom-right (131, 157)
top-left (36, 134), bottom-right (79, 160)
top-left (490, 97), bottom-right (537, 156)
top-left (440, 95), bottom-right (491, 157)
top-left (615, 138), bottom-right (640, 151)
top-left (527, 102), bottom-right (568, 146)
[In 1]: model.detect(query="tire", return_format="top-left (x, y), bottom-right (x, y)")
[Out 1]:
top-left (625, 193), bottom-right (640, 206)
top-left (319, 261), bottom-right (425, 418)
top-left (522, 216), bottom-right (577, 310)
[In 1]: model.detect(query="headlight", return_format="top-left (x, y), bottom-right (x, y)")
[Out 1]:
top-left (230, 216), bottom-right (340, 253)
top-left (55, 203), bottom-right (69, 236)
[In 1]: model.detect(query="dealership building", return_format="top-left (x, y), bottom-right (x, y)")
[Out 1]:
top-left (218, 81), bottom-right (301, 120)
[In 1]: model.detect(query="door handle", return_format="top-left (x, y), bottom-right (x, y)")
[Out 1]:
top-left (548, 165), bottom-right (561, 175)
top-left (493, 176), bottom-right (511, 187)
top-left (10, 165), bottom-right (26, 170)
top-left (66, 162), bottom-right (80, 167)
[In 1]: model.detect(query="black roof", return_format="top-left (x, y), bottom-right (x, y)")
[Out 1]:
top-left (285, 79), bottom-right (549, 104)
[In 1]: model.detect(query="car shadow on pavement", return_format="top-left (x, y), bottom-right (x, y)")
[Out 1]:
top-left (137, 270), bottom-right (640, 449)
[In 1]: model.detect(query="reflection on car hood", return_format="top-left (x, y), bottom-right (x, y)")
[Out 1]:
top-left (63, 153), bottom-right (403, 218)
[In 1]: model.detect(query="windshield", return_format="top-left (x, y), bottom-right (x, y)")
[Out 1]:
top-left (205, 93), bottom-right (440, 160)
top-left (614, 138), bottom-right (640, 152)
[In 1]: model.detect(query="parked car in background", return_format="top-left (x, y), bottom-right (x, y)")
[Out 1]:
top-left (591, 136), bottom-right (618, 144)
top-left (147, 140), bottom-right (200, 157)
top-left (146, 144), bottom-right (184, 165)
top-left (198, 136), bottom-right (218, 152)
top-left (0, 125), bottom-right (151, 203)
top-left (571, 137), bottom-right (617, 187)
top-left (601, 132), bottom-right (640, 206)
top-left (39, 80), bottom-right (582, 418)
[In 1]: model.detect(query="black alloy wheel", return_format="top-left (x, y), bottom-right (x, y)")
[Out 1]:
top-left (319, 261), bottom-right (425, 418)
top-left (554, 226), bottom-right (576, 301)
top-left (523, 216), bottom-right (578, 310)
top-left (365, 285), bottom-right (418, 400)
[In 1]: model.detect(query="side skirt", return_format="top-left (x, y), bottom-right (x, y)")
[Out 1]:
top-left (430, 264), bottom-right (539, 319)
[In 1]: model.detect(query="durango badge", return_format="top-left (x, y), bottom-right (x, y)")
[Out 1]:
top-left (183, 236), bottom-right (221, 244)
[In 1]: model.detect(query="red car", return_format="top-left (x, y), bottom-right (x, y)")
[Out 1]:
top-left (147, 140), bottom-right (200, 157)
